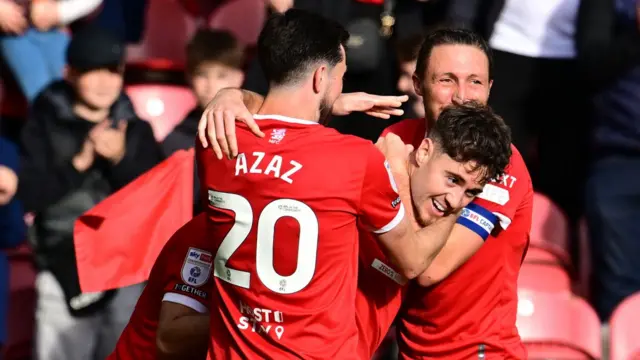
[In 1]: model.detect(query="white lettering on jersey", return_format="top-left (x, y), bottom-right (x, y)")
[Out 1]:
top-left (236, 300), bottom-right (286, 340)
top-left (235, 153), bottom-right (303, 184)
top-left (264, 155), bottom-right (282, 178)
top-left (477, 183), bottom-right (510, 206)
top-left (249, 152), bottom-right (265, 174)
top-left (497, 174), bottom-right (517, 188)
top-left (280, 160), bottom-right (302, 184)
top-left (235, 153), bottom-right (248, 175)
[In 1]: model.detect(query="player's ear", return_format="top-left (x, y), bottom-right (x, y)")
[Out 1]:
top-left (412, 74), bottom-right (423, 97)
top-left (415, 138), bottom-right (434, 166)
top-left (312, 65), bottom-right (327, 94)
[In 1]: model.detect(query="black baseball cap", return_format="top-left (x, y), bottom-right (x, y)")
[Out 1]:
top-left (66, 26), bottom-right (125, 71)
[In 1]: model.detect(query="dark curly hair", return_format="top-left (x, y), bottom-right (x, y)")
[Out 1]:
top-left (428, 102), bottom-right (512, 183)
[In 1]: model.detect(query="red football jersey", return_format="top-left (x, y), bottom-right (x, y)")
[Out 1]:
top-left (355, 230), bottom-right (407, 359)
top-left (197, 114), bottom-right (405, 360)
top-left (384, 118), bottom-right (532, 359)
top-left (109, 214), bottom-right (213, 360)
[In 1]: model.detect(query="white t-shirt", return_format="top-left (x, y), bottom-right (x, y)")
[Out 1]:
top-left (489, 0), bottom-right (580, 59)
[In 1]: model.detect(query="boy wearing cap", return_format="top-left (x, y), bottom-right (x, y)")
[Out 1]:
top-left (17, 26), bottom-right (163, 360)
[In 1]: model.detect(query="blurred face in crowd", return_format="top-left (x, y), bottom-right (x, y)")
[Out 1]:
top-left (318, 45), bottom-right (346, 122)
top-left (191, 61), bottom-right (245, 109)
top-left (397, 59), bottom-right (425, 118)
top-left (71, 65), bottom-right (124, 111)
top-left (409, 138), bottom-right (486, 225)
top-left (413, 44), bottom-right (492, 122)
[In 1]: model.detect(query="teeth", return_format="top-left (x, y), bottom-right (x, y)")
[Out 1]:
top-left (433, 200), bottom-right (445, 212)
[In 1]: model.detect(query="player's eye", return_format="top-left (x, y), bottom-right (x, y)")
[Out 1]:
top-left (447, 176), bottom-right (458, 184)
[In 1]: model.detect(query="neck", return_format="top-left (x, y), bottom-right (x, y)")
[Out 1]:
top-left (257, 86), bottom-right (320, 122)
top-left (73, 102), bottom-right (109, 123)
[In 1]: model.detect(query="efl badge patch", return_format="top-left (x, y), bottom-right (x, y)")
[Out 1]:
top-left (181, 247), bottom-right (213, 287)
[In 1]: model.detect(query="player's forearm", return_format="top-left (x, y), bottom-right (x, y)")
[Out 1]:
top-left (395, 214), bottom-right (457, 279)
top-left (156, 314), bottom-right (209, 359)
top-left (240, 89), bottom-right (265, 113)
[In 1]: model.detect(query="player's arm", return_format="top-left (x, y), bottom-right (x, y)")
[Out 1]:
top-left (198, 88), bottom-right (407, 159)
top-left (156, 245), bottom-right (213, 359)
top-left (156, 302), bottom-right (209, 360)
top-left (361, 144), bottom-right (456, 280)
top-left (416, 163), bottom-right (528, 286)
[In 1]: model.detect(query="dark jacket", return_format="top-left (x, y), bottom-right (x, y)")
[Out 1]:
top-left (161, 106), bottom-right (202, 213)
top-left (0, 137), bottom-right (26, 345)
top-left (18, 80), bottom-right (163, 315)
top-left (576, 0), bottom-right (640, 155)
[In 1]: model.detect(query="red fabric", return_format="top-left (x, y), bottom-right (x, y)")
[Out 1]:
top-left (74, 149), bottom-right (194, 293)
top-left (109, 214), bottom-right (211, 360)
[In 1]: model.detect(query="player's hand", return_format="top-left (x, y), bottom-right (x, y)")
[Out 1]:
top-left (375, 133), bottom-right (413, 175)
top-left (0, 165), bottom-right (18, 206)
top-left (332, 93), bottom-right (408, 119)
top-left (30, 0), bottom-right (60, 31)
top-left (0, 0), bottom-right (27, 35)
top-left (198, 88), bottom-right (264, 160)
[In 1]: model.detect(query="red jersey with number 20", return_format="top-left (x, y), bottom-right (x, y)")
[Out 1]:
top-left (383, 118), bottom-right (531, 360)
top-left (109, 214), bottom-right (213, 360)
top-left (197, 114), bottom-right (405, 360)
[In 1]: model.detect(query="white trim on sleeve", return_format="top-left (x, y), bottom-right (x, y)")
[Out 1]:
top-left (494, 212), bottom-right (512, 230)
top-left (162, 293), bottom-right (208, 314)
top-left (373, 204), bottom-right (405, 234)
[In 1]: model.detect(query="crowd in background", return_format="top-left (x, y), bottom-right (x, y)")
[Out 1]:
top-left (0, 0), bottom-right (639, 359)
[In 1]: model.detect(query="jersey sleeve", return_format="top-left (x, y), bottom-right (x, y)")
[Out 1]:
top-left (457, 149), bottom-right (529, 239)
top-left (358, 146), bottom-right (405, 234)
top-left (161, 245), bottom-right (214, 314)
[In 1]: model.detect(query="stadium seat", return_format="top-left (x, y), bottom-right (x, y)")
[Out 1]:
top-left (208, 0), bottom-right (266, 47)
top-left (126, 0), bottom-right (197, 64)
top-left (125, 85), bottom-right (197, 142)
top-left (610, 292), bottom-right (640, 360)
top-left (517, 291), bottom-right (601, 359)
top-left (518, 263), bottom-right (571, 293)
top-left (530, 193), bottom-right (571, 266)
top-left (3, 245), bottom-right (37, 360)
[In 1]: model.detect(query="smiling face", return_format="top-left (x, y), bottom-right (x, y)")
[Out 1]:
top-left (409, 138), bottom-right (487, 225)
top-left (414, 44), bottom-right (492, 124)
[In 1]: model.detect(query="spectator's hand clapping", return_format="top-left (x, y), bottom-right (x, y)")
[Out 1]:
top-left (0, 0), bottom-right (27, 35)
top-left (0, 165), bottom-right (18, 206)
top-left (90, 120), bottom-right (128, 165)
top-left (30, 0), bottom-right (60, 31)
top-left (72, 137), bottom-right (96, 172)
top-left (332, 93), bottom-right (408, 119)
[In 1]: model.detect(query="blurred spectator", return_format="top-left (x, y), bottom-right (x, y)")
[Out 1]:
top-left (17, 26), bottom-right (162, 360)
top-left (578, 0), bottom-right (640, 322)
top-left (92, 0), bottom-right (147, 43)
top-left (162, 29), bottom-right (245, 156)
top-left (394, 33), bottom-right (424, 119)
top-left (0, 0), bottom-right (103, 101)
top-left (447, 0), bottom-right (587, 224)
top-left (0, 136), bottom-right (26, 352)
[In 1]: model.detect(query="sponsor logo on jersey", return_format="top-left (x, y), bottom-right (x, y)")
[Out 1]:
top-left (391, 196), bottom-right (401, 208)
top-left (181, 247), bottom-right (212, 287)
top-left (174, 283), bottom-right (208, 299)
top-left (371, 258), bottom-right (407, 285)
top-left (477, 183), bottom-right (510, 206)
top-left (269, 129), bottom-right (286, 144)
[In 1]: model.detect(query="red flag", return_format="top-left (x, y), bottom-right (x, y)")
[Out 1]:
top-left (74, 149), bottom-right (194, 293)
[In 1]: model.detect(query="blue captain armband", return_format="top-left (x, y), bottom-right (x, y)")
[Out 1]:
top-left (456, 202), bottom-right (499, 240)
